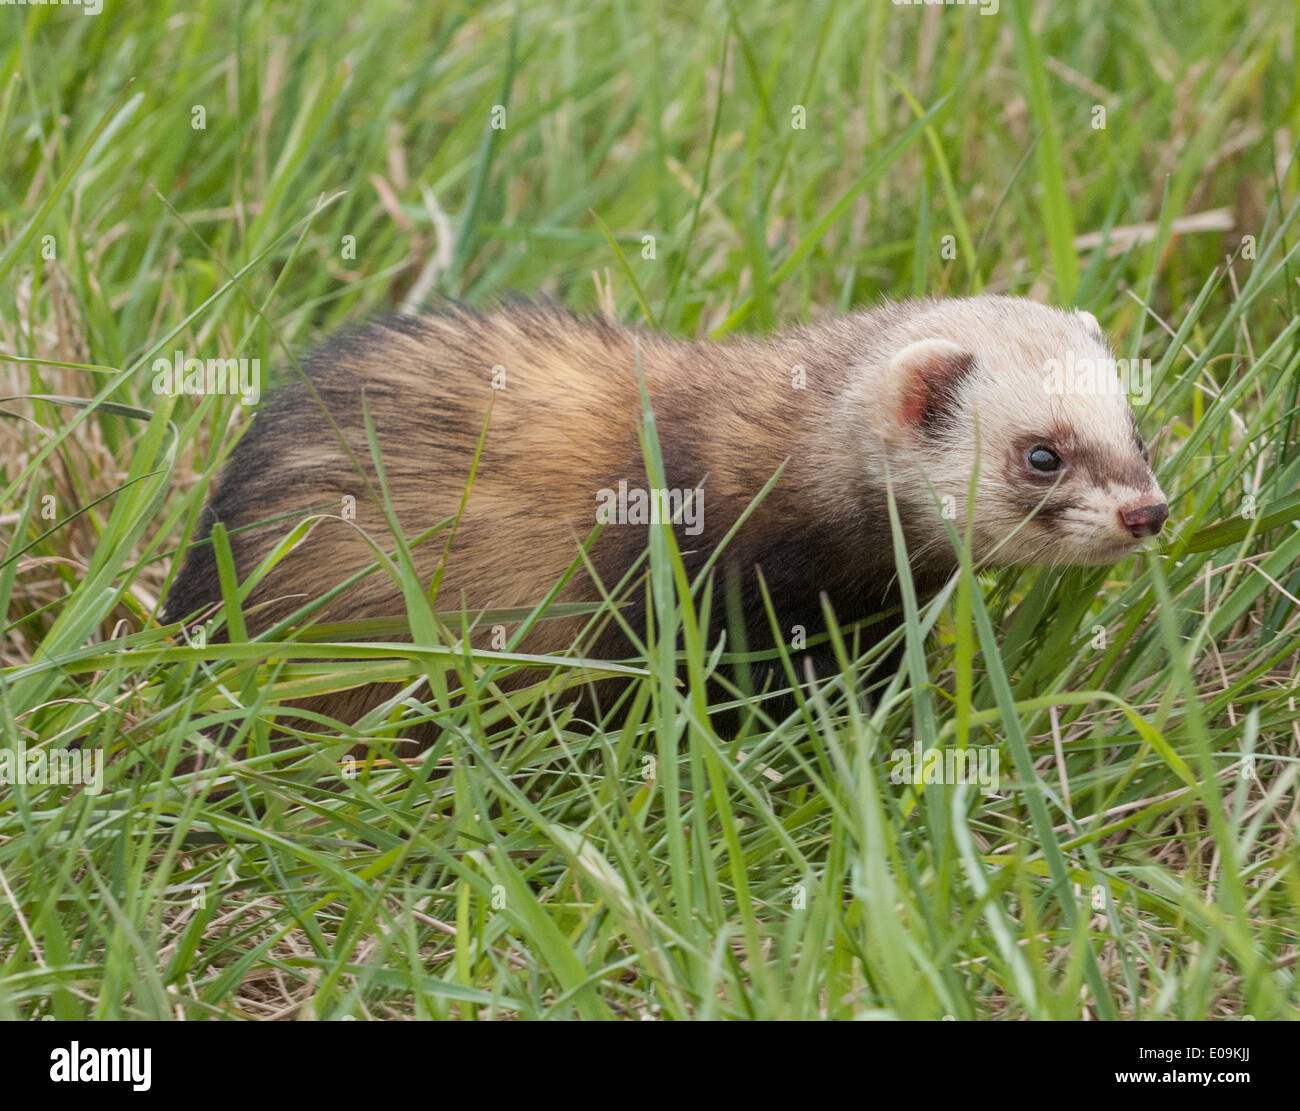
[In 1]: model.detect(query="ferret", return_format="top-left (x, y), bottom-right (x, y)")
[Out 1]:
top-left (163, 296), bottom-right (1168, 740)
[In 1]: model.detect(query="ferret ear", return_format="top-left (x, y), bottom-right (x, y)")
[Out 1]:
top-left (1076, 309), bottom-right (1103, 336)
top-left (889, 338), bottom-right (976, 431)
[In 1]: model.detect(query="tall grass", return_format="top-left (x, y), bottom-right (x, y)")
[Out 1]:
top-left (1, 0), bottom-right (1298, 1019)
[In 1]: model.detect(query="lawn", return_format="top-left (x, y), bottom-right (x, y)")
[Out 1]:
top-left (1, 0), bottom-right (1298, 1019)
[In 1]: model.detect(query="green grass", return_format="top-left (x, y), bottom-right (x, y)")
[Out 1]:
top-left (1, 0), bottom-right (1299, 1019)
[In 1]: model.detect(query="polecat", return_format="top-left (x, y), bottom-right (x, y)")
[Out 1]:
top-left (163, 296), bottom-right (1168, 738)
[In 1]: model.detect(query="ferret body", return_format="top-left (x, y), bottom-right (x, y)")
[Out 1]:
top-left (164, 296), bottom-right (1168, 737)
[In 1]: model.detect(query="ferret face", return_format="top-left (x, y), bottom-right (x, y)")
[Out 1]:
top-left (881, 297), bottom-right (1168, 568)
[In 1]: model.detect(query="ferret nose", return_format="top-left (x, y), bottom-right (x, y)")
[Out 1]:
top-left (1118, 501), bottom-right (1169, 538)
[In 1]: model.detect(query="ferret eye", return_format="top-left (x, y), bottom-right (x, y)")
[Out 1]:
top-left (1027, 446), bottom-right (1062, 473)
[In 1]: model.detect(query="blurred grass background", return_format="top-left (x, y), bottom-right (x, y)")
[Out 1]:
top-left (1, 0), bottom-right (1298, 1019)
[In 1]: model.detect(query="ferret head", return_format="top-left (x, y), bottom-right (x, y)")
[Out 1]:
top-left (866, 296), bottom-right (1168, 568)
